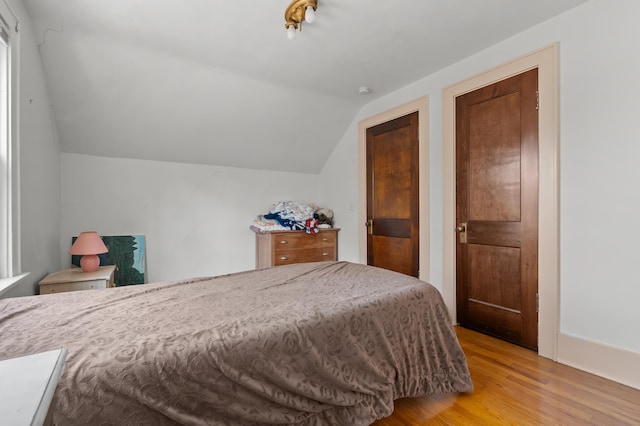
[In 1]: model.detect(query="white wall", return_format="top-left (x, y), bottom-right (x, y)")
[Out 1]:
top-left (61, 153), bottom-right (319, 283)
top-left (2, 0), bottom-right (61, 297)
top-left (320, 0), bottom-right (640, 355)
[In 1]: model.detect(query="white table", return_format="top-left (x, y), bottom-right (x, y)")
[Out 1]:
top-left (0, 349), bottom-right (67, 425)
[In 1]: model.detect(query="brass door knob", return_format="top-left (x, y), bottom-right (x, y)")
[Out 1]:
top-left (457, 222), bottom-right (467, 244)
top-left (365, 219), bottom-right (374, 235)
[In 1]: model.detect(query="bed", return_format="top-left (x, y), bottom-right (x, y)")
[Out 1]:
top-left (0, 261), bottom-right (472, 425)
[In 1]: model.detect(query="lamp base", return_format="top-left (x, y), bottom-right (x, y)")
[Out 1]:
top-left (80, 254), bottom-right (100, 273)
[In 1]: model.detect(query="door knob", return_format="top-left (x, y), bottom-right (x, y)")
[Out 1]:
top-left (365, 219), bottom-right (373, 235)
top-left (457, 222), bottom-right (467, 244)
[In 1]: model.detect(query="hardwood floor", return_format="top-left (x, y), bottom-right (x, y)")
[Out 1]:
top-left (373, 327), bottom-right (640, 425)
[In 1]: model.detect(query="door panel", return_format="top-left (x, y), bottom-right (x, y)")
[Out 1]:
top-left (468, 92), bottom-right (521, 222)
top-left (366, 112), bottom-right (419, 277)
top-left (456, 68), bottom-right (538, 350)
top-left (371, 235), bottom-right (413, 275)
top-left (469, 245), bottom-right (521, 311)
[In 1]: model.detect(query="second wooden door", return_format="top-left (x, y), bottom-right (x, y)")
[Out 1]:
top-left (366, 112), bottom-right (419, 277)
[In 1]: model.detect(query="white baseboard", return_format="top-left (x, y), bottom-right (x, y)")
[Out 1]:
top-left (557, 332), bottom-right (640, 390)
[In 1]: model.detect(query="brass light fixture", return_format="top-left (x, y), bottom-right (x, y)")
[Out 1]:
top-left (284, 0), bottom-right (317, 40)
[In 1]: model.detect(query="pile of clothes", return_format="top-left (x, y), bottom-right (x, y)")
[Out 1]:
top-left (250, 201), bottom-right (334, 234)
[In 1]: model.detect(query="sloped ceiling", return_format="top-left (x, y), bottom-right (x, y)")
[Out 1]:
top-left (23, 0), bottom-right (586, 173)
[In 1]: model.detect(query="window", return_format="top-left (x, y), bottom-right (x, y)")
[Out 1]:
top-left (0, 13), bottom-right (10, 277)
top-left (0, 0), bottom-right (19, 283)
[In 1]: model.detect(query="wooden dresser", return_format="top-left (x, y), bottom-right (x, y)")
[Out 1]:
top-left (255, 228), bottom-right (339, 268)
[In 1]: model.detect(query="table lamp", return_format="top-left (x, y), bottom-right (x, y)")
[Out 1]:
top-left (68, 232), bottom-right (109, 272)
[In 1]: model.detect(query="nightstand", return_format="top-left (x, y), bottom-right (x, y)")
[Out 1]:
top-left (39, 265), bottom-right (116, 294)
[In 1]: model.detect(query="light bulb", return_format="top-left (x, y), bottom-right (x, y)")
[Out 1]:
top-left (305, 6), bottom-right (316, 24)
top-left (287, 24), bottom-right (296, 40)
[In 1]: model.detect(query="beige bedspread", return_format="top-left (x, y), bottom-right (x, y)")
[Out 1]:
top-left (0, 261), bottom-right (472, 425)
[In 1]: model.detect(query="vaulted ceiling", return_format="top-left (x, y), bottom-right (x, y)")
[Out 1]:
top-left (23, 0), bottom-right (586, 173)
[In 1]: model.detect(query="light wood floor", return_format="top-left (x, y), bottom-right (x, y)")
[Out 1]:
top-left (373, 327), bottom-right (640, 425)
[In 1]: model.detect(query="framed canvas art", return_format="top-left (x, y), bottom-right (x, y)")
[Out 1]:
top-left (71, 234), bottom-right (146, 286)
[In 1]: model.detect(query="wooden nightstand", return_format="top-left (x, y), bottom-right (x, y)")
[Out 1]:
top-left (39, 265), bottom-right (116, 294)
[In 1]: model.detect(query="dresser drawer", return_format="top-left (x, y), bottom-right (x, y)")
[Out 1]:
top-left (274, 248), bottom-right (336, 266)
top-left (272, 232), bottom-right (336, 251)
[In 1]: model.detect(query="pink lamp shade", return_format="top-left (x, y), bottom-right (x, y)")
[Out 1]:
top-left (69, 232), bottom-right (109, 273)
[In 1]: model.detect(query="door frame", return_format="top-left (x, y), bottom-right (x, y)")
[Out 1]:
top-left (443, 44), bottom-right (559, 360)
top-left (358, 97), bottom-right (430, 281)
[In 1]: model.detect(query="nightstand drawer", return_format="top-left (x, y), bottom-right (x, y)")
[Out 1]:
top-left (40, 279), bottom-right (108, 294)
top-left (273, 248), bottom-right (336, 266)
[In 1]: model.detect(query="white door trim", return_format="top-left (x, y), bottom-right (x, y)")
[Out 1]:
top-left (357, 97), bottom-right (430, 281)
top-left (442, 44), bottom-right (560, 360)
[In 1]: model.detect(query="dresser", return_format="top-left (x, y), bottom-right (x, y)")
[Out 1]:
top-left (255, 228), bottom-right (339, 268)
top-left (39, 265), bottom-right (116, 294)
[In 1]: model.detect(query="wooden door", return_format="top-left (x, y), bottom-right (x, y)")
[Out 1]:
top-left (366, 112), bottom-right (419, 277)
top-left (456, 69), bottom-right (539, 350)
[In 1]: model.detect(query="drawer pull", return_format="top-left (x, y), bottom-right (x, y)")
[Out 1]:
top-left (322, 253), bottom-right (329, 256)
top-left (280, 256), bottom-right (289, 260)
top-left (322, 238), bottom-right (329, 241)
top-left (279, 240), bottom-right (288, 244)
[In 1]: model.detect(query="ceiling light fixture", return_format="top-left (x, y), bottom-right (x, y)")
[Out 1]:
top-left (285, 0), bottom-right (317, 40)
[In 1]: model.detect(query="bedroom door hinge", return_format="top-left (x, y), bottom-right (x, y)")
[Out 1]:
top-left (536, 90), bottom-right (539, 110)
top-left (536, 293), bottom-right (539, 312)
